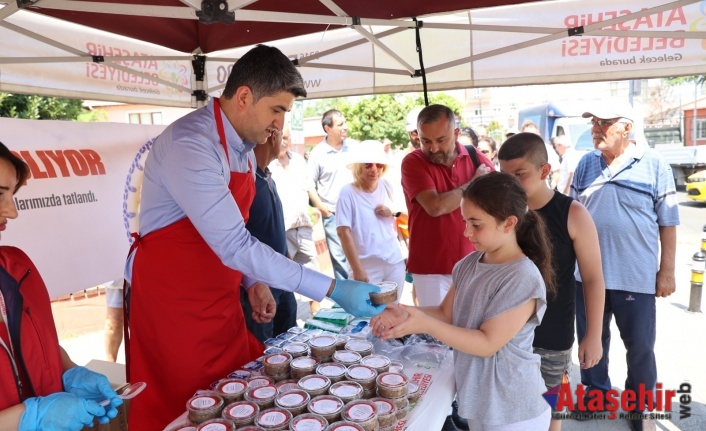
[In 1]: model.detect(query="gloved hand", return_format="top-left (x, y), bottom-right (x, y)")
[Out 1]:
top-left (20, 392), bottom-right (105, 431)
top-left (329, 279), bottom-right (386, 317)
top-left (62, 366), bottom-right (123, 424)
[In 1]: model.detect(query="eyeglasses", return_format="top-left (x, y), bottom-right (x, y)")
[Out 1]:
top-left (589, 118), bottom-right (625, 127)
top-left (409, 130), bottom-right (418, 135)
top-left (364, 163), bottom-right (385, 170)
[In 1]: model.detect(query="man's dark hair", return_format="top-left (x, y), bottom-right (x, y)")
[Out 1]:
top-left (459, 127), bottom-right (479, 147)
top-left (0, 142), bottom-right (29, 193)
top-left (498, 132), bottom-right (548, 168)
top-left (321, 109), bottom-right (343, 132)
top-left (418, 104), bottom-right (455, 129)
top-left (222, 44), bottom-right (307, 101)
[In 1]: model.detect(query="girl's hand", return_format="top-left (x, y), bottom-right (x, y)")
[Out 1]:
top-left (378, 304), bottom-right (430, 341)
top-left (351, 267), bottom-right (369, 283)
top-left (370, 303), bottom-right (409, 337)
top-left (374, 205), bottom-right (393, 218)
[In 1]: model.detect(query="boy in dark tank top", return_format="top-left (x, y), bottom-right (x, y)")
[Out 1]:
top-left (499, 133), bottom-right (606, 431)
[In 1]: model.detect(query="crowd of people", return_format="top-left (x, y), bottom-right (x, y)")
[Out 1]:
top-left (1, 43), bottom-right (679, 431)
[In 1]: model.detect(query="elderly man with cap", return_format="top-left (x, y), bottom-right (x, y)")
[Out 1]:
top-left (570, 103), bottom-right (679, 431)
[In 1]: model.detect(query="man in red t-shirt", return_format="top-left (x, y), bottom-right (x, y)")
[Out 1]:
top-left (401, 104), bottom-right (494, 306)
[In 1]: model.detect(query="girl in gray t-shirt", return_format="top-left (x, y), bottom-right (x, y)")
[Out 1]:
top-left (372, 172), bottom-right (556, 429)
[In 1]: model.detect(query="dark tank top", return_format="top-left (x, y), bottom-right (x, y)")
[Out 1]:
top-left (534, 191), bottom-right (576, 351)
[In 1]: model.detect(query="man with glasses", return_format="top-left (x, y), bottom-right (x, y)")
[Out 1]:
top-left (570, 104), bottom-right (679, 431)
top-left (309, 109), bottom-right (358, 280)
top-left (401, 104), bottom-right (494, 307)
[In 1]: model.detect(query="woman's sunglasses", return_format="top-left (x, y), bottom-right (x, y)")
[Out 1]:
top-left (364, 163), bottom-right (385, 170)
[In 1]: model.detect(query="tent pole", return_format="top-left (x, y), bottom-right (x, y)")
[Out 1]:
top-left (413, 18), bottom-right (428, 107)
top-left (192, 54), bottom-right (207, 108)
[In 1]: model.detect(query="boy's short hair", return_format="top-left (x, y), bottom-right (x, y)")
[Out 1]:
top-left (497, 132), bottom-right (548, 168)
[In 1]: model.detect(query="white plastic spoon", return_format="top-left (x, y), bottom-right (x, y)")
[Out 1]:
top-left (99, 381), bottom-right (147, 407)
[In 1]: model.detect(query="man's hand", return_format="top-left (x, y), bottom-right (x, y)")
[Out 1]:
top-left (472, 164), bottom-right (492, 180)
top-left (655, 269), bottom-right (676, 298)
top-left (319, 207), bottom-right (333, 218)
top-left (329, 279), bottom-right (385, 317)
top-left (248, 282), bottom-right (276, 323)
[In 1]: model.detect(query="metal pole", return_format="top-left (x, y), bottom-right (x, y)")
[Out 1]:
top-left (693, 79), bottom-right (698, 147)
top-left (702, 224), bottom-right (706, 254)
top-left (688, 251), bottom-right (705, 313)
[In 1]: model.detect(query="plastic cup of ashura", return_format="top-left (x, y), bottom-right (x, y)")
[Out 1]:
top-left (290, 356), bottom-right (320, 379)
top-left (341, 400), bottom-right (379, 431)
top-left (248, 376), bottom-right (275, 388)
top-left (345, 365), bottom-right (378, 391)
top-left (196, 418), bottom-right (235, 431)
top-left (360, 355), bottom-right (390, 375)
top-left (307, 395), bottom-right (345, 423)
top-left (255, 407), bottom-right (292, 431)
top-left (263, 352), bottom-right (292, 377)
top-left (222, 400), bottom-right (259, 427)
top-left (275, 379), bottom-right (300, 394)
top-left (370, 398), bottom-right (397, 429)
top-left (245, 385), bottom-right (278, 410)
top-left (215, 378), bottom-right (248, 404)
top-left (332, 350), bottom-right (362, 367)
top-left (335, 335), bottom-right (350, 350)
top-left (274, 389), bottom-right (310, 416)
top-left (407, 382), bottom-right (421, 403)
top-left (308, 335), bottom-right (337, 357)
top-left (344, 340), bottom-right (373, 358)
top-left (298, 374), bottom-right (332, 397)
top-left (388, 361), bottom-right (404, 374)
top-left (283, 342), bottom-right (310, 358)
top-left (375, 372), bottom-right (408, 399)
top-left (369, 281), bottom-right (398, 305)
top-left (328, 381), bottom-right (363, 404)
top-left (324, 421), bottom-right (364, 431)
top-left (395, 397), bottom-right (410, 420)
top-left (187, 393), bottom-right (224, 424)
top-left (289, 413), bottom-right (329, 431)
top-left (316, 362), bottom-right (347, 384)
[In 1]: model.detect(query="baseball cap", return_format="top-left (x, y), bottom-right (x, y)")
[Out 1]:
top-left (406, 107), bottom-right (424, 132)
top-left (582, 101), bottom-right (634, 122)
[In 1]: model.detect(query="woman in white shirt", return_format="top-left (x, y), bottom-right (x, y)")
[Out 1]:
top-left (336, 140), bottom-right (406, 300)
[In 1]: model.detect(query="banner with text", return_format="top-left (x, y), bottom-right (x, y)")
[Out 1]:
top-left (0, 118), bottom-right (165, 298)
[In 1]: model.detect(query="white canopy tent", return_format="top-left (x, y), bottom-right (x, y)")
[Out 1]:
top-left (1, 0), bottom-right (705, 107)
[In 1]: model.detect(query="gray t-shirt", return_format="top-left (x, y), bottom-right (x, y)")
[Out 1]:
top-left (452, 252), bottom-right (548, 425)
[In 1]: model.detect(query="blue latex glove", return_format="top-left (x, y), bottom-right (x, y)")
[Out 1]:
top-left (330, 279), bottom-right (386, 317)
top-left (19, 392), bottom-right (105, 431)
top-left (62, 366), bottom-right (123, 424)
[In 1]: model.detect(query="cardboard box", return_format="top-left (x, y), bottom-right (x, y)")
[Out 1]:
top-left (85, 360), bottom-right (131, 431)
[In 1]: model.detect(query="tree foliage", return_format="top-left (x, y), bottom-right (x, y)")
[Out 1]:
top-left (664, 75), bottom-right (706, 87)
top-left (0, 93), bottom-right (85, 120)
top-left (343, 94), bottom-right (410, 147)
top-left (303, 97), bottom-right (352, 118)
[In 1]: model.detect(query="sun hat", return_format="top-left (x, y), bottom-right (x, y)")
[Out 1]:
top-left (406, 107), bottom-right (424, 132)
top-left (347, 140), bottom-right (388, 169)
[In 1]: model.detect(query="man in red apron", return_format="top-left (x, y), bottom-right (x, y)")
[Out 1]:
top-left (125, 45), bottom-right (385, 430)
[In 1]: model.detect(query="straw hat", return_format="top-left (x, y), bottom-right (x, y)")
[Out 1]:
top-left (347, 140), bottom-right (388, 168)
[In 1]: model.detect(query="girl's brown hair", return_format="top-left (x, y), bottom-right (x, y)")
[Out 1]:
top-left (0, 142), bottom-right (29, 193)
top-left (462, 171), bottom-right (556, 297)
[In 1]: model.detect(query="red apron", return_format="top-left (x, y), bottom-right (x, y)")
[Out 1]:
top-left (126, 98), bottom-right (264, 430)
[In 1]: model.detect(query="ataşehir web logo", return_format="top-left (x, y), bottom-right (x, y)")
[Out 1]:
top-left (543, 382), bottom-right (693, 420)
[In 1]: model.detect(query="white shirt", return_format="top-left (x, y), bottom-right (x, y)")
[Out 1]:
top-left (558, 147), bottom-right (586, 194)
top-left (336, 180), bottom-right (404, 264)
top-left (269, 151), bottom-right (315, 230)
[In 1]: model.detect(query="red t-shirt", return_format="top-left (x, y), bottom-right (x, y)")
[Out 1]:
top-left (401, 143), bottom-right (494, 275)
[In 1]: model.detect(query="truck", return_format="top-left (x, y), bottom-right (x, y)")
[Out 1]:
top-left (646, 125), bottom-right (706, 187)
top-left (517, 102), bottom-right (593, 151)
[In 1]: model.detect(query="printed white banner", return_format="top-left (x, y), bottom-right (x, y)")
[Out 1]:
top-left (0, 118), bottom-right (165, 298)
